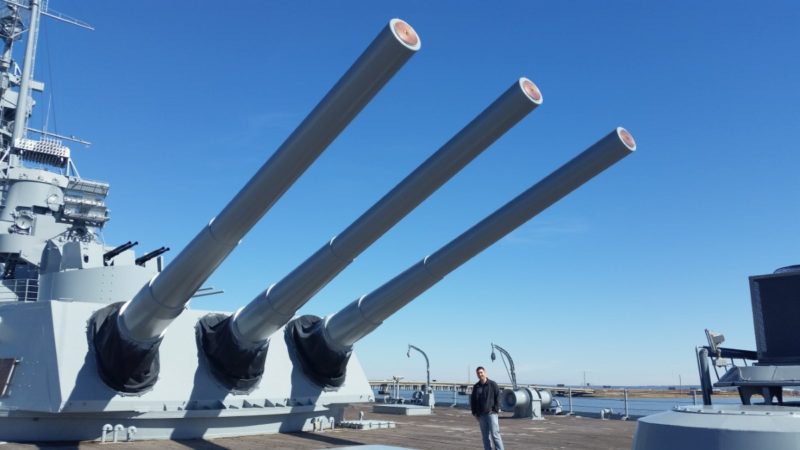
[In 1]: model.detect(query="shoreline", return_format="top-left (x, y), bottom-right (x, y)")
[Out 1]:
top-left (580, 388), bottom-right (736, 399)
top-left (370, 380), bottom-right (745, 399)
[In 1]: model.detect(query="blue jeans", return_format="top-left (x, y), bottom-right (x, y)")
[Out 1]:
top-left (478, 413), bottom-right (504, 450)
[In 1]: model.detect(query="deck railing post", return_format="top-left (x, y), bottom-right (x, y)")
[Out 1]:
top-left (568, 388), bottom-right (574, 415)
top-left (623, 388), bottom-right (629, 420)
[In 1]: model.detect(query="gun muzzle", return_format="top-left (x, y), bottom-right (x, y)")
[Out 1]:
top-left (103, 241), bottom-right (138, 263)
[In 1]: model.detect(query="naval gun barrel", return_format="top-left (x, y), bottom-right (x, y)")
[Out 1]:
top-left (103, 241), bottom-right (138, 263)
top-left (91, 19), bottom-right (421, 393)
top-left (134, 246), bottom-right (169, 266)
top-left (327, 128), bottom-right (636, 346)
top-left (290, 128), bottom-right (636, 386)
top-left (117, 19), bottom-right (421, 343)
top-left (230, 77), bottom-right (543, 346)
top-left (200, 77), bottom-right (542, 391)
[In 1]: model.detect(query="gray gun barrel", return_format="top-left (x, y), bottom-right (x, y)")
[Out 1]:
top-left (231, 77), bottom-right (543, 346)
top-left (114, 19), bottom-right (420, 343)
top-left (323, 128), bottom-right (636, 349)
top-left (92, 18), bottom-right (420, 394)
top-left (290, 128), bottom-right (635, 387)
top-left (104, 241), bottom-right (138, 262)
top-left (134, 246), bottom-right (170, 267)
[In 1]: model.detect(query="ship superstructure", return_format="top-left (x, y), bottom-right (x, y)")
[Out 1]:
top-left (0, 2), bottom-right (160, 307)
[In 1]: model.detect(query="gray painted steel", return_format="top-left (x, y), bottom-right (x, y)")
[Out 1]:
top-left (323, 128), bottom-right (636, 349)
top-left (749, 272), bottom-right (800, 364)
top-left (636, 267), bottom-right (800, 449)
top-left (634, 405), bottom-right (800, 450)
top-left (501, 387), bottom-right (552, 419)
top-left (491, 343), bottom-right (518, 389)
top-left (11, 0), bottom-right (39, 141)
top-left (0, 301), bottom-right (373, 440)
top-left (407, 344), bottom-right (434, 407)
top-left (120, 18), bottom-right (421, 343)
top-left (716, 365), bottom-right (800, 387)
top-left (491, 342), bottom-right (555, 419)
top-left (233, 77), bottom-right (543, 347)
top-left (372, 404), bottom-right (432, 415)
top-left (0, 409), bottom-right (341, 442)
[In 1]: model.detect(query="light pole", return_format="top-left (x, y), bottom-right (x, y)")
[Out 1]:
top-left (407, 344), bottom-right (434, 407)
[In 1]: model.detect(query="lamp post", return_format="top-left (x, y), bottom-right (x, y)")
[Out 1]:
top-left (407, 344), bottom-right (434, 407)
top-left (490, 343), bottom-right (518, 389)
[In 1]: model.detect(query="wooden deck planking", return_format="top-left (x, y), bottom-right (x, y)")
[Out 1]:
top-left (7, 406), bottom-right (636, 450)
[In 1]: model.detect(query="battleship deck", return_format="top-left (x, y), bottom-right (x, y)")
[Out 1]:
top-left (9, 406), bottom-right (636, 450)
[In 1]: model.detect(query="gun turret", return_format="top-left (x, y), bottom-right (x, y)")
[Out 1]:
top-left (134, 246), bottom-right (169, 267)
top-left (198, 77), bottom-right (543, 390)
top-left (103, 241), bottom-right (138, 263)
top-left (89, 18), bottom-right (421, 393)
top-left (287, 128), bottom-right (636, 387)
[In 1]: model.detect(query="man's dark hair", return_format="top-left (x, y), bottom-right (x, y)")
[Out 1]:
top-left (476, 366), bottom-right (486, 372)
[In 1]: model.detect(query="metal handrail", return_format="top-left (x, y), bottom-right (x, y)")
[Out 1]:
top-left (0, 278), bottom-right (38, 301)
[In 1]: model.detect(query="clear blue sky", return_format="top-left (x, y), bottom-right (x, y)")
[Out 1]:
top-left (34, 1), bottom-right (800, 386)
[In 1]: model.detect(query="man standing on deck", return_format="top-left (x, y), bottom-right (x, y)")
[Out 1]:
top-left (471, 366), bottom-right (505, 450)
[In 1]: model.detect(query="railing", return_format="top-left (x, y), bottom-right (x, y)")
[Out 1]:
top-left (370, 380), bottom-right (592, 395)
top-left (369, 381), bottom-right (718, 419)
top-left (0, 278), bottom-right (38, 302)
top-left (554, 387), bottom-right (705, 419)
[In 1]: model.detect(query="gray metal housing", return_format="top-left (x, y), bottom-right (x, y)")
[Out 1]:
top-left (634, 268), bottom-right (800, 449)
top-left (0, 300), bottom-right (373, 440)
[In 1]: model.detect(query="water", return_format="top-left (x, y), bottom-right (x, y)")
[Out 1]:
top-left (372, 388), bottom-right (746, 417)
top-left (555, 395), bottom-right (741, 417)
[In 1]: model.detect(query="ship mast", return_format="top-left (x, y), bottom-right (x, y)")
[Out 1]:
top-left (10, 0), bottom-right (38, 142)
top-left (0, 0), bottom-right (93, 172)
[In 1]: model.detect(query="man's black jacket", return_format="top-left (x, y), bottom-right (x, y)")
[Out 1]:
top-left (471, 378), bottom-right (501, 415)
